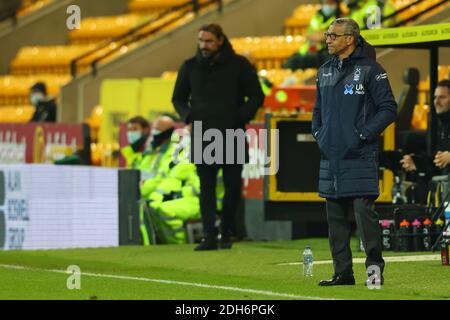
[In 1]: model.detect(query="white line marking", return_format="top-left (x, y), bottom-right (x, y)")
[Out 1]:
top-left (278, 254), bottom-right (441, 266)
top-left (0, 264), bottom-right (338, 300)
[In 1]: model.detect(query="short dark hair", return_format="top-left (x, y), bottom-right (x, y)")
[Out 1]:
top-left (127, 116), bottom-right (149, 129)
top-left (330, 18), bottom-right (360, 39)
top-left (199, 24), bottom-right (225, 40)
top-left (30, 82), bottom-right (47, 95)
top-left (437, 79), bottom-right (450, 93)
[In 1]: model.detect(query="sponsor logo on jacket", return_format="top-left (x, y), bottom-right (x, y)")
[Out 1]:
top-left (344, 84), bottom-right (365, 95)
top-left (375, 73), bottom-right (388, 81)
top-left (354, 68), bottom-right (361, 81)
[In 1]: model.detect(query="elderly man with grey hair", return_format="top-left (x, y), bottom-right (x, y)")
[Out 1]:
top-left (312, 18), bottom-right (397, 286)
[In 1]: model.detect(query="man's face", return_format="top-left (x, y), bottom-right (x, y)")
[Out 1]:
top-left (325, 24), bottom-right (353, 56)
top-left (198, 31), bottom-right (223, 58)
top-left (127, 122), bottom-right (146, 144)
top-left (434, 86), bottom-right (450, 114)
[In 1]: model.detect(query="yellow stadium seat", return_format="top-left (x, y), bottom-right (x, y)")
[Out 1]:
top-left (231, 36), bottom-right (305, 70)
top-left (10, 45), bottom-right (96, 75)
top-left (69, 14), bottom-right (157, 45)
top-left (17, 0), bottom-right (53, 17)
top-left (0, 75), bottom-right (70, 106)
top-left (0, 106), bottom-right (35, 123)
top-left (284, 4), bottom-right (321, 36)
top-left (129, 0), bottom-right (198, 14)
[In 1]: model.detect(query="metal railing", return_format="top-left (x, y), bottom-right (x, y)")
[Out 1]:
top-left (70, 0), bottom-right (223, 78)
top-left (389, 0), bottom-right (449, 27)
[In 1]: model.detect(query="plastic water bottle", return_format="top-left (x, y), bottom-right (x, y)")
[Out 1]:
top-left (381, 220), bottom-right (394, 251)
top-left (422, 218), bottom-right (432, 251)
top-left (303, 246), bottom-right (313, 277)
top-left (441, 231), bottom-right (449, 266)
top-left (398, 219), bottom-right (412, 252)
top-left (411, 219), bottom-right (424, 251)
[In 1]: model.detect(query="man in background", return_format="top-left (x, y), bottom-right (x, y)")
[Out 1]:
top-left (29, 82), bottom-right (57, 122)
top-left (121, 116), bottom-right (151, 169)
top-left (401, 80), bottom-right (450, 177)
top-left (172, 24), bottom-right (264, 251)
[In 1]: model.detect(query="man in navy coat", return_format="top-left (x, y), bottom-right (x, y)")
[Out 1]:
top-left (312, 18), bottom-right (397, 286)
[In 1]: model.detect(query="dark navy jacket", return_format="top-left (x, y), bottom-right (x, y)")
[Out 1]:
top-left (312, 36), bottom-right (397, 199)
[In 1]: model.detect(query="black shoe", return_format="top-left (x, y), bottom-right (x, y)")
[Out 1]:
top-left (365, 275), bottom-right (384, 287)
top-left (318, 274), bottom-right (356, 286)
top-left (219, 236), bottom-right (232, 249)
top-left (194, 238), bottom-right (218, 251)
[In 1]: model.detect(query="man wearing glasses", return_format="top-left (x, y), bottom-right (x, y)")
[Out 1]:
top-left (312, 18), bottom-right (397, 287)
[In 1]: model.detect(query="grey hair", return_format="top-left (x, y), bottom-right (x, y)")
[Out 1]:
top-left (330, 18), bottom-right (360, 39)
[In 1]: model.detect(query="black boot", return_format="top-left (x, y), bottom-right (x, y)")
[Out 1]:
top-left (219, 234), bottom-right (232, 249)
top-left (194, 237), bottom-right (218, 251)
top-left (318, 274), bottom-right (355, 286)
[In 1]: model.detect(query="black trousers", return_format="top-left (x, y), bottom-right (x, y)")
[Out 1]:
top-left (326, 197), bottom-right (385, 276)
top-left (196, 164), bottom-right (243, 240)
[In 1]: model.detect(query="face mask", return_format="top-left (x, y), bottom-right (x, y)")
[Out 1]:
top-left (322, 4), bottom-right (337, 17)
top-left (127, 131), bottom-right (142, 144)
top-left (151, 129), bottom-right (161, 136)
top-left (30, 93), bottom-right (44, 106)
top-left (151, 128), bottom-right (174, 149)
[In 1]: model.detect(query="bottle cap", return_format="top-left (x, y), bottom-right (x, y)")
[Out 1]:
top-left (412, 219), bottom-right (421, 227)
top-left (435, 218), bottom-right (444, 226)
top-left (399, 219), bottom-right (410, 227)
top-left (381, 220), bottom-right (391, 228)
top-left (423, 218), bottom-right (432, 226)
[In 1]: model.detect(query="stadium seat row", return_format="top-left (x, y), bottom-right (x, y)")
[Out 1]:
top-left (0, 74), bottom-right (70, 106)
top-left (0, 106), bottom-right (35, 122)
top-left (284, 0), bottom-right (446, 35)
top-left (128, 0), bottom-right (211, 14)
top-left (231, 36), bottom-right (305, 70)
top-left (16, 0), bottom-right (53, 18)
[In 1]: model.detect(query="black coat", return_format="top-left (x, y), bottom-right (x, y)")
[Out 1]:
top-left (172, 37), bottom-right (264, 165)
top-left (312, 36), bottom-right (397, 199)
top-left (413, 112), bottom-right (450, 177)
top-left (30, 99), bottom-right (57, 122)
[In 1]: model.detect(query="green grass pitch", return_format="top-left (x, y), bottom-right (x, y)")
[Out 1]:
top-left (0, 238), bottom-right (449, 300)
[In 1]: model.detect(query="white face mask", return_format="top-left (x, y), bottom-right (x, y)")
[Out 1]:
top-left (127, 131), bottom-right (142, 144)
top-left (30, 93), bottom-right (44, 106)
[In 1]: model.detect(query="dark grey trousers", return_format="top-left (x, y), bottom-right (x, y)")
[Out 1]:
top-left (326, 197), bottom-right (385, 276)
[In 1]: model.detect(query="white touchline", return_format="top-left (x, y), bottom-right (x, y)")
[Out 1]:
top-left (277, 254), bottom-right (441, 266)
top-left (0, 263), bottom-right (340, 300)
